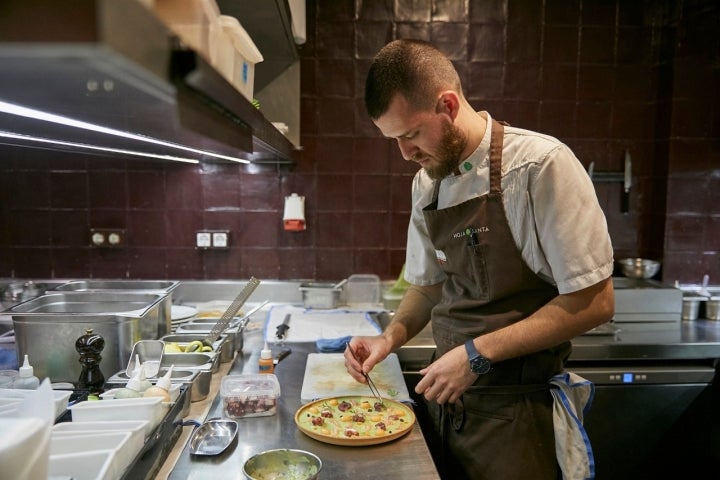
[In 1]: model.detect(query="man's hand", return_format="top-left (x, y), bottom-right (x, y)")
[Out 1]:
top-left (414, 343), bottom-right (477, 404)
top-left (344, 335), bottom-right (393, 383)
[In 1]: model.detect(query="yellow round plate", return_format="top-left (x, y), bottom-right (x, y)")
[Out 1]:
top-left (295, 395), bottom-right (415, 446)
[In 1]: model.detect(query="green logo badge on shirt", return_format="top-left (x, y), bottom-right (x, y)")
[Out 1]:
top-left (463, 162), bottom-right (472, 171)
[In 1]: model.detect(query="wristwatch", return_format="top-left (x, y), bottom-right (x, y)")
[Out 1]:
top-left (464, 339), bottom-right (492, 375)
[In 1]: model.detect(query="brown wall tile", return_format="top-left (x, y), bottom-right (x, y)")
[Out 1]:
top-left (0, 0), bottom-right (718, 284)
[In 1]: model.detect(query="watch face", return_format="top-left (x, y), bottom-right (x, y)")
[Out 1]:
top-left (470, 356), bottom-right (492, 375)
top-left (465, 339), bottom-right (491, 375)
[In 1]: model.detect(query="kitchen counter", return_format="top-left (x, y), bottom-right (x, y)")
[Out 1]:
top-left (398, 319), bottom-right (720, 369)
top-left (4, 278), bottom-right (720, 479)
top-left (162, 321), bottom-right (440, 480)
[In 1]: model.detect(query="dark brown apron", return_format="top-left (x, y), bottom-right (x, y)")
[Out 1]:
top-left (421, 119), bottom-right (570, 480)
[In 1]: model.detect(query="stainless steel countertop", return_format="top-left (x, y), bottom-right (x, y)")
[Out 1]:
top-left (168, 323), bottom-right (441, 480)
top-left (398, 320), bottom-right (720, 368)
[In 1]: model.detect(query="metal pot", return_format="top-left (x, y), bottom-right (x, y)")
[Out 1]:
top-left (9, 292), bottom-right (167, 383)
top-left (706, 297), bottom-right (720, 321)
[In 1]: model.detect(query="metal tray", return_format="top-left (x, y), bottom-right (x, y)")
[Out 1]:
top-left (189, 419), bottom-right (238, 456)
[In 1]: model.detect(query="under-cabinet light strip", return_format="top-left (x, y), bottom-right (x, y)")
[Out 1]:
top-left (0, 99), bottom-right (251, 164)
top-left (0, 130), bottom-right (199, 164)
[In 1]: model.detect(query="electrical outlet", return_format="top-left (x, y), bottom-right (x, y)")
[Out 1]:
top-left (196, 230), bottom-right (230, 249)
top-left (212, 231), bottom-right (229, 248)
top-left (90, 228), bottom-right (125, 248)
top-left (196, 231), bottom-right (212, 248)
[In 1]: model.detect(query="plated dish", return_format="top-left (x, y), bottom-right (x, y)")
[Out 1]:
top-left (295, 395), bottom-right (415, 446)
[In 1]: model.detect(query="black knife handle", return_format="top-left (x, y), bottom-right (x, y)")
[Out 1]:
top-left (621, 189), bottom-right (629, 214)
top-left (276, 323), bottom-right (289, 338)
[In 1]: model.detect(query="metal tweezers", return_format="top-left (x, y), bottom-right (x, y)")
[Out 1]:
top-left (346, 342), bottom-right (384, 405)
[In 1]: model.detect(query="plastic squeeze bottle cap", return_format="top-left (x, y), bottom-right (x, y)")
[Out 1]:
top-left (125, 367), bottom-right (145, 392)
top-left (261, 341), bottom-right (272, 360)
top-left (18, 354), bottom-right (34, 378)
top-left (14, 354), bottom-right (40, 389)
top-left (156, 365), bottom-right (173, 391)
top-left (259, 341), bottom-right (274, 373)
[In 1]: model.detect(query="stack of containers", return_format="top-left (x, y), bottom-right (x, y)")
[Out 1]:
top-left (208, 15), bottom-right (264, 101)
top-left (147, 0), bottom-right (264, 102)
top-left (149, 0), bottom-right (221, 60)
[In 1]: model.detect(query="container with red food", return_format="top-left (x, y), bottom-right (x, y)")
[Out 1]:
top-left (221, 374), bottom-right (280, 418)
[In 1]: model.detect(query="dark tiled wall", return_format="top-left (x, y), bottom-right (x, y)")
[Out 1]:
top-left (0, 0), bottom-right (718, 283)
top-left (663, 0), bottom-right (720, 283)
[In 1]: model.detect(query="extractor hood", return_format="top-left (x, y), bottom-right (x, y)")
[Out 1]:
top-left (0, 0), bottom-right (298, 165)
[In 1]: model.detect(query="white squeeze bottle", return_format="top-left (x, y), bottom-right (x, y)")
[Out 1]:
top-left (13, 354), bottom-right (40, 389)
top-left (114, 367), bottom-right (144, 399)
top-left (259, 342), bottom-right (274, 374)
top-left (143, 365), bottom-right (173, 402)
top-left (132, 355), bottom-right (153, 393)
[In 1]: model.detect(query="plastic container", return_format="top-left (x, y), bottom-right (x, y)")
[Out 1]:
top-left (0, 370), bottom-right (18, 388)
top-left (13, 354), bottom-right (39, 389)
top-left (221, 374), bottom-right (280, 418)
top-left (68, 397), bottom-right (167, 436)
top-left (299, 282), bottom-right (341, 309)
top-left (209, 15), bottom-right (264, 100)
top-left (151, 0), bottom-right (221, 58)
top-left (346, 274), bottom-right (381, 307)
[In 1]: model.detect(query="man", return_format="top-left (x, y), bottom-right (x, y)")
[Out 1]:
top-left (345, 39), bottom-right (615, 479)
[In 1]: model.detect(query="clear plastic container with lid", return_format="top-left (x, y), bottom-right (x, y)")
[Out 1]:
top-left (220, 374), bottom-right (280, 418)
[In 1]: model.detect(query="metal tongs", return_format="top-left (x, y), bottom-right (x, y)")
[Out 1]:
top-left (346, 342), bottom-right (384, 405)
top-left (229, 299), bottom-right (269, 330)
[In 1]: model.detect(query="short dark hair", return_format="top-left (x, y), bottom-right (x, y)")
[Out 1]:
top-left (364, 39), bottom-right (462, 120)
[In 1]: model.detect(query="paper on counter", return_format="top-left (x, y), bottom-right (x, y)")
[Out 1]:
top-left (263, 305), bottom-right (382, 343)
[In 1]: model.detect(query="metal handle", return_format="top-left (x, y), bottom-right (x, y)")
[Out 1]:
top-left (204, 277), bottom-right (261, 345)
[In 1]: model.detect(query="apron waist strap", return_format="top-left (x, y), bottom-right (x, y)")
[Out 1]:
top-left (465, 383), bottom-right (550, 395)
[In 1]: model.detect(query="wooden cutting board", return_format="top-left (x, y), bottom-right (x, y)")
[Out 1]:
top-left (300, 353), bottom-right (412, 404)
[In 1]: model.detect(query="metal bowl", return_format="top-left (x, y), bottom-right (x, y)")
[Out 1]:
top-left (618, 258), bottom-right (661, 279)
top-left (243, 449), bottom-right (322, 480)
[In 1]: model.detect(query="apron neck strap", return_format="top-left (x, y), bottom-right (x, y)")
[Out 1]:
top-left (489, 119), bottom-right (505, 194)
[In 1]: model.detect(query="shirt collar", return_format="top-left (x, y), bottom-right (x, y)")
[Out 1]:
top-left (457, 111), bottom-right (492, 176)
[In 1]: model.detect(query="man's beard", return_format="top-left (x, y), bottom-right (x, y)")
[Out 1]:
top-left (423, 120), bottom-right (467, 180)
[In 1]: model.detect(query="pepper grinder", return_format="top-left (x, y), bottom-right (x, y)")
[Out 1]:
top-left (76, 328), bottom-right (105, 394)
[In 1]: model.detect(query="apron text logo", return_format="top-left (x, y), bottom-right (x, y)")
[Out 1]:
top-left (452, 226), bottom-right (489, 239)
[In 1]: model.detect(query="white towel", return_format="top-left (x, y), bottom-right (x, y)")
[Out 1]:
top-left (549, 371), bottom-right (596, 480)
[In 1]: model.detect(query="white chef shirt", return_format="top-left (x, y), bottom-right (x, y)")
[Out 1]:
top-left (405, 112), bottom-right (614, 295)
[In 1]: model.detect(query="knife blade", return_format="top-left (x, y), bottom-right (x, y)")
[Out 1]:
top-left (275, 313), bottom-right (291, 342)
top-left (624, 150), bottom-right (632, 193)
